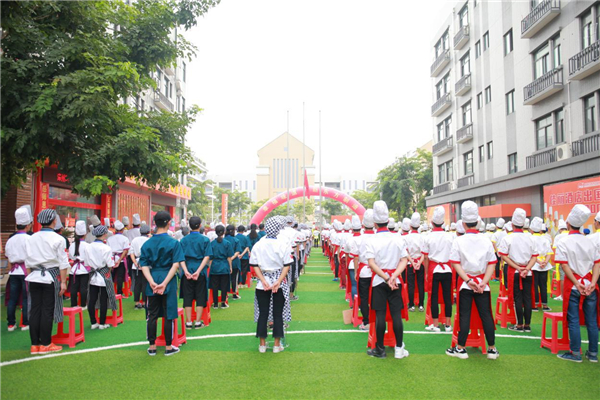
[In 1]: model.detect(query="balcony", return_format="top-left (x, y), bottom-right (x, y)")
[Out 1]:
top-left (453, 25), bottom-right (470, 50)
top-left (457, 174), bottom-right (474, 188)
top-left (569, 41), bottom-right (600, 80)
top-left (431, 49), bottom-right (451, 77)
top-left (456, 123), bottom-right (473, 143)
top-left (521, 0), bottom-right (560, 38)
top-left (163, 64), bottom-right (176, 76)
top-left (523, 67), bottom-right (563, 105)
top-left (153, 90), bottom-right (174, 112)
top-left (526, 147), bottom-right (557, 169)
top-left (572, 132), bottom-right (600, 157)
top-left (455, 73), bottom-right (471, 96)
top-left (431, 93), bottom-right (452, 117)
top-left (433, 135), bottom-right (453, 156)
top-left (433, 182), bottom-right (452, 195)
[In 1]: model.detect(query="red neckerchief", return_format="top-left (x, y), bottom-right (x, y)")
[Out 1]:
top-left (353, 232), bottom-right (361, 237)
top-left (569, 230), bottom-right (581, 235)
top-left (376, 227), bottom-right (388, 233)
top-left (401, 232), bottom-right (408, 236)
top-left (363, 230), bottom-right (374, 235)
top-left (466, 229), bottom-right (479, 234)
top-left (409, 230), bottom-right (419, 234)
top-left (513, 228), bottom-right (523, 233)
top-left (432, 227), bottom-right (443, 232)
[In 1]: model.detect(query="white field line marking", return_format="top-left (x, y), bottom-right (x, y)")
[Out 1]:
top-left (2, 329), bottom-right (588, 367)
top-left (304, 272), bottom-right (334, 275)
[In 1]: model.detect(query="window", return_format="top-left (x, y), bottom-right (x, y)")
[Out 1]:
top-left (534, 44), bottom-right (550, 79)
top-left (506, 90), bottom-right (515, 115)
top-left (483, 31), bottom-right (489, 51)
top-left (436, 73), bottom-right (450, 99)
top-left (438, 160), bottom-right (454, 184)
top-left (477, 92), bottom-right (483, 109)
top-left (553, 39), bottom-right (561, 66)
top-left (459, 4), bottom-right (469, 28)
top-left (181, 96), bottom-right (186, 113)
top-left (460, 51), bottom-right (470, 76)
top-left (582, 11), bottom-right (593, 49)
top-left (461, 101), bottom-right (472, 126)
top-left (437, 115), bottom-right (452, 141)
top-left (536, 114), bottom-right (553, 150)
top-left (597, 4), bottom-right (600, 42)
top-left (479, 145), bottom-right (484, 163)
top-left (464, 151), bottom-right (473, 175)
top-left (169, 82), bottom-right (173, 98)
top-left (555, 109), bottom-right (565, 144)
top-left (584, 94), bottom-right (597, 133)
top-left (508, 153), bottom-right (517, 174)
top-left (163, 75), bottom-right (169, 97)
top-left (435, 30), bottom-right (450, 58)
top-left (177, 96), bottom-right (180, 112)
top-left (504, 29), bottom-right (513, 55)
top-left (487, 141), bottom-right (493, 159)
top-left (182, 61), bottom-right (187, 82)
top-left (140, 99), bottom-right (145, 111)
top-left (485, 86), bottom-right (492, 103)
top-left (475, 40), bottom-right (481, 58)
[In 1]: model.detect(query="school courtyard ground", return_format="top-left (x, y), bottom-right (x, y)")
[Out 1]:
top-left (1, 248), bottom-right (598, 399)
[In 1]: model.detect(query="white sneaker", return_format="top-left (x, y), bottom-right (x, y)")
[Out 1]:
top-left (425, 324), bottom-right (440, 332)
top-left (554, 295), bottom-right (563, 301)
top-left (7, 325), bottom-right (16, 332)
top-left (273, 345), bottom-right (285, 353)
top-left (99, 324), bottom-right (111, 330)
top-left (444, 325), bottom-right (453, 332)
top-left (259, 345), bottom-right (267, 353)
top-left (81, 306), bottom-right (88, 311)
top-left (395, 344), bottom-right (410, 359)
top-left (21, 325), bottom-right (29, 331)
top-left (91, 324), bottom-right (100, 330)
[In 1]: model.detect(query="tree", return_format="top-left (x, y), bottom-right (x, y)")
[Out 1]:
top-left (350, 189), bottom-right (378, 210)
top-left (1, 0), bottom-right (220, 197)
top-left (321, 198), bottom-right (349, 220)
top-left (187, 179), bottom-right (214, 220)
top-left (291, 198), bottom-right (315, 222)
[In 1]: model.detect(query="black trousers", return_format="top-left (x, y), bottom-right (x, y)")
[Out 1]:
top-left (112, 261), bottom-right (126, 295)
top-left (358, 277), bottom-right (371, 325)
top-left (230, 269), bottom-right (240, 293)
top-left (407, 266), bottom-right (425, 307)
top-left (495, 256), bottom-right (501, 279)
top-left (29, 282), bottom-right (55, 346)
top-left (7, 275), bottom-right (28, 326)
top-left (88, 285), bottom-right (108, 325)
top-left (147, 295), bottom-right (173, 346)
top-left (513, 274), bottom-right (533, 325)
top-left (334, 254), bottom-right (340, 278)
top-left (256, 288), bottom-right (285, 339)
top-left (533, 270), bottom-right (548, 305)
top-left (70, 274), bottom-right (89, 307)
top-left (372, 284), bottom-right (404, 349)
top-left (290, 256), bottom-right (298, 293)
top-left (457, 289), bottom-right (495, 347)
top-left (211, 274), bottom-right (230, 304)
top-left (240, 259), bottom-right (250, 285)
top-left (133, 270), bottom-right (147, 303)
top-left (431, 273), bottom-right (452, 319)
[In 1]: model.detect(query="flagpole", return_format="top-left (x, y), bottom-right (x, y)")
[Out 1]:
top-left (302, 102), bottom-right (306, 223)
top-left (319, 110), bottom-right (322, 228)
top-left (286, 110), bottom-right (290, 215)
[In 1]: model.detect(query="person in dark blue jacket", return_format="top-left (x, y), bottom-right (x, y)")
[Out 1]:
top-left (209, 225), bottom-right (234, 308)
top-left (236, 225), bottom-right (251, 289)
top-left (224, 225), bottom-right (242, 299)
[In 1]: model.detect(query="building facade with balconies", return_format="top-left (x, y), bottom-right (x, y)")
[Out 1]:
top-left (427, 0), bottom-right (600, 225)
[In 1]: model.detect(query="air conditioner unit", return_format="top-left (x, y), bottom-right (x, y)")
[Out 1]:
top-left (450, 181), bottom-right (456, 191)
top-left (556, 143), bottom-right (571, 161)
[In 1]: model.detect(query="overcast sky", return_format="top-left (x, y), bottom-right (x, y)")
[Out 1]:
top-left (185, 0), bottom-right (453, 177)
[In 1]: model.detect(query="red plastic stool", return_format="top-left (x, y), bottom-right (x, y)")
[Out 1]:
top-left (209, 289), bottom-right (229, 306)
top-left (351, 295), bottom-right (362, 327)
top-left (95, 294), bottom-right (124, 327)
top-left (52, 307), bottom-right (85, 348)
top-left (189, 299), bottom-right (211, 326)
top-left (246, 271), bottom-right (252, 287)
top-left (494, 296), bottom-right (516, 328)
top-left (19, 307), bottom-right (27, 328)
top-left (425, 291), bottom-right (447, 326)
top-left (540, 312), bottom-right (570, 354)
top-left (451, 305), bottom-right (487, 354)
top-left (367, 284), bottom-right (409, 348)
top-left (551, 277), bottom-right (561, 298)
top-left (156, 307), bottom-right (187, 347)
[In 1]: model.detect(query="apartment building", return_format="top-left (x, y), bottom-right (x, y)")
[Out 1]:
top-left (426, 0), bottom-right (600, 231)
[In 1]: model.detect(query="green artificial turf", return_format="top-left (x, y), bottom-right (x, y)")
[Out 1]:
top-left (1, 248), bottom-right (599, 399)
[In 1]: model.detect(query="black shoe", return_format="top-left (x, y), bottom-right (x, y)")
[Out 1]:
top-left (446, 346), bottom-right (468, 359)
top-left (165, 346), bottom-right (180, 356)
top-left (367, 346), bottom-right (387, 358)
top-left (185, 322), bottom-right (193, 330)
top-left (508, 325), bottom-right (524, 332)
top-left (195, 321), bottom-right (205, 329)
top-left (531, 308), bottom-right (539, 312)
top-left (147, 348), bottom-right (157, 356)
top-left (487, 348), bottom-right (500, 360)
top-left (523, 325), bottom-right (531, 332)
top-left (220, 302), bottom-right (229, 309)
top-left (232, 294), bottom-right (241, 300)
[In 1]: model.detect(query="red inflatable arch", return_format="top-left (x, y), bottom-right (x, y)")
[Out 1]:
top-left (249, 185), bottom-right (367, 225)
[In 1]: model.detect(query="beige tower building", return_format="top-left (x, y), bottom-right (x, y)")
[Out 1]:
top-left (256, 132), bottom-right (315, 201)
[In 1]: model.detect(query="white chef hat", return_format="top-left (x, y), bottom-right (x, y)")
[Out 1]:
top-left (595, 211), bottom-right (600, 223)
top-left (410, 212), bottom-right (420, 228)
top-left (557, 219), bottom-right (567, 230)
top-left (567, 204), bottom-right (591, 228)
top-left (387, 218), bottom-right (396, 230)
top-left (461, 201), bottom-right (479, 223)
top-left (54, 214), bottom-right (63, 230)
top-left (373, 201), bottom-right (389, 224)
top-left (344, 219), bottom-right (352, 231)
top-left (89, 215), bottom-right (101, 227)
top-left (15, 206), bottom-right (32, 225)
top-left (489, 223), bottom-right (496, 231)
top-left (485, 223), bottom-right (491, 231)
top-left (478, 218), bottom-right (485, 232)
top-left (511, 208), bottom-right (526, 227)
top-left (351, 215), bottom-right (361, 230)
top-left (114, 220), bottom-right (125, 231)
top-left (122, 216), bottom-right (130, 226)
top-left (104, 217), bottom-right (110, 227)
top-left (530, 217), bottom-right (543, 233)
top-left (132, 213), bottom-right (141, 225)
top-left (334, 220), bottom-right (343, 231)
top-left (423, 222), bottom-right (429, 231)
top-left (432, 206), bottom-right (445, 225)
top-left (395, 222), bottom-right (401, 231)
top-left (401, 218), bottom-right (411, 232)
top-left (363, 209), bottom-right (374, 229)
top-left (75, 220), bottom-right (87, 236)
top-left (505, 221), bottom-right (513, 232)
top-left (524, 218), bottom-right (530, 229)
top-left (450, 222), bottom-right (456, 231)
top-left (456, 219), bottom-right (466, 234)
top-left (496, 218), bottom-right (505, 228)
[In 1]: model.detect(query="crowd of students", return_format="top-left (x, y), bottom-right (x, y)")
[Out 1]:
top-left (321, 201), bottom-right (600, 362)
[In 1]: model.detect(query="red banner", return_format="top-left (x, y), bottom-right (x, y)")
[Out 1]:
top-left (221, 193), bottom-right (228, 225)
top-left (543, 176), bottom-right (600, 234)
